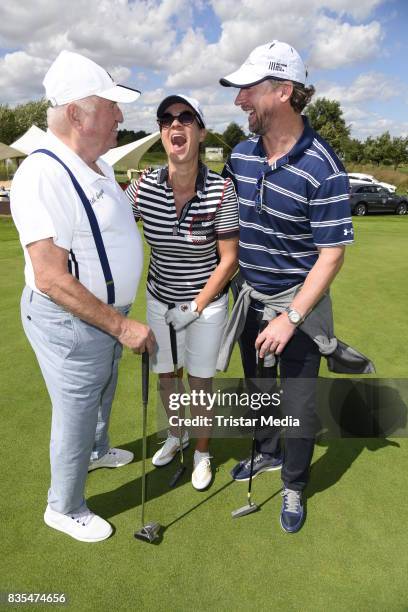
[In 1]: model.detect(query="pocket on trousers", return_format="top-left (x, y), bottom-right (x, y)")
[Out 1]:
top-left (45, 315), bottom-right (77, 358)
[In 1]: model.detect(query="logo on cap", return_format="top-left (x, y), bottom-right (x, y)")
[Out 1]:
top-left (268, 61), bottom-right (287, 72)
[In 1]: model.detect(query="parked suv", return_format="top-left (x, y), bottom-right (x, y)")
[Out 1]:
top-left (348, 173), bottom-right (396, 193)
top-left (349, 184), bottom-right (408, 216)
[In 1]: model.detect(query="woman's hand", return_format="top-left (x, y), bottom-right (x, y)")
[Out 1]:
top-left (165, 302), bottom-right (200, 331)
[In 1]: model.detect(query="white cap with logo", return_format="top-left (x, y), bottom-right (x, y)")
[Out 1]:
top-left (43, 50), bottom-right (141, 106)
top-left (220, 41), bottom-right (307, 88)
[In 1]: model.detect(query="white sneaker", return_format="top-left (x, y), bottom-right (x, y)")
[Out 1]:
top-left (191, 452), bottom-right (213, 490)
top-left (152, 431), bottom-right (189, 467)
top-left (88, 448), bottom-right (134, 472)
top-left (44, 505), bottom-right (112, 542)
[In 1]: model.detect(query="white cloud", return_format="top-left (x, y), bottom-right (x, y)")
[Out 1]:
top-left (312, 0), bottom-right (386, 20)
top-left (0, 0), bottom-right (400, 140)
top-left (0, 52), bottom-right (50, 104)
top-left (314, 71), bottom-right (408, 139)
top-left (0, 0), bottom-right (189, 67)
top-left (0, 0), bottom-right (192, 104)
top-left (165, 29), bottom-right (232, 88)
top-left (349, 114), bottom-right (408, 139)
top-left (308, 16), bottom-right (383, 69)
top-left (164, 0), bottom-right (385, 89)
top-left (316, 72), bottom-right (399, 104)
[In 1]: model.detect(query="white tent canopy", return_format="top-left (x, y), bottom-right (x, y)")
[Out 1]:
top-left (0, 125), bottom-right (160, 169)
top-left (101, 131), bottom-right (160, 168)
top-left (11, 125), bottom-right (47, 155)
top-left (0, 142), bottom-right (24, 161)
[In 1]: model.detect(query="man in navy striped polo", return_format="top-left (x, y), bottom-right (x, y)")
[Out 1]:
top-left (219, 41), bottom-right (354, 533)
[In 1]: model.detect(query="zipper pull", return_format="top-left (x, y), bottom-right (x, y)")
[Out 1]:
top-left (173, 222), bottom-right (179, 236)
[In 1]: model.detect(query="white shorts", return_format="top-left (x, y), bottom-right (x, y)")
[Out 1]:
top-left (146, 291), bottom-right (228, 378)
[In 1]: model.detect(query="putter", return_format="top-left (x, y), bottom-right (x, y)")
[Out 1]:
top-left (168, 318), bottom-right (187, 488)
top-left (232, 321), bottom-right (268, 518)
top-left (134, 351), bottom-right (162, 543)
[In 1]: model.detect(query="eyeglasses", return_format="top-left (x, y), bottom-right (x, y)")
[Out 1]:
top-left (254, 173), bottom-right (265, 214)
top-left (157, 110), bottom-right (196, 129)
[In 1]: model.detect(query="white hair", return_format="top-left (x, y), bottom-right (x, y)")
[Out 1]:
top-left (47, 96), bottom-right (99, 132)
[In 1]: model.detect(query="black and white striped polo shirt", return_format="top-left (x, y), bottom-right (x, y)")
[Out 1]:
top-left (125, 164), bottom-right (239, 303)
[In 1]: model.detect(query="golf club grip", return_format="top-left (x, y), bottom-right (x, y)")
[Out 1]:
top-left (168, 322), bottom-right (177, 368)
top-left (142, 351), bottom-right (149, 405)
top-left (257, 357), bottom-right (264, 378)
top-left (257, 319), bottom-right (268, 378)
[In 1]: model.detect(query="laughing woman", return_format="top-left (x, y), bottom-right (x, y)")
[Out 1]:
top-left (125, 95), bottom-right (239, 490)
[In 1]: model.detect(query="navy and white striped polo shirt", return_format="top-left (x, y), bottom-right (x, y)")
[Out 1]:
top-left (223, 116), bottom-right (353, 294)
top-left (126, 164), bottom-right (239, 303)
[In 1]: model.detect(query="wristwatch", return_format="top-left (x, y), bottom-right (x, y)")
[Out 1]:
top-left (191, 300), bottom-right (199, 313)
top-left (285, 307), bottom-right (304, 326)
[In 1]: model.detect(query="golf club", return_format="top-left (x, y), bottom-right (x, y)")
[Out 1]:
top-left (134, 351), bottom-right (162, 543)
top-left (232, 320), bottom-right (268, 518)
top-left (168, 317), bottom-right (187, 488)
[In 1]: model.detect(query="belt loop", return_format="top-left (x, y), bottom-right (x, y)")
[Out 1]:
top-left (29, 289), bottom-right (34, 303)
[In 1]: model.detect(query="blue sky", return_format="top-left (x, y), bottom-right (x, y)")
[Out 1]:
top-left (0, 0), bottom-right (407, 140)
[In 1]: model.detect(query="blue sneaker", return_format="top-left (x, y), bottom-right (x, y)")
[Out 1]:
top-left (230, 452), bottom-right (283, 482)
top-left (280, 488), bottom-right (305, 533)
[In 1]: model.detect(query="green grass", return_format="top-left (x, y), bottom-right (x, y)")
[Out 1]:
top-left (1, 216), bottom-right (407, 611)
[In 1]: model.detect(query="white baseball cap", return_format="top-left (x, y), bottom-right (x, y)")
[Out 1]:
top-left (156, 94), bottom-right (206, 128)
top-left (43, 50), bottom-right (141, 106)
top-left (220, 41), bottom-right (307, 88)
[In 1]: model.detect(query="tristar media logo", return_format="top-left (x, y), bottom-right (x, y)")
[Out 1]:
top-left (268, 61), bottom-right (287, 72)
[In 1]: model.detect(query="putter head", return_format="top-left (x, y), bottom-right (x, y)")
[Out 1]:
top-left (169, 465), bottom-right (186, 488)
top-left (231, 502), bottom-right (259, 518)
top-left (134, 522), bottom-right (161, 543)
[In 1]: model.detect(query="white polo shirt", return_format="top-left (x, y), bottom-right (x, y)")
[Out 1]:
top-left (11, 130), bottom-right (143, 306)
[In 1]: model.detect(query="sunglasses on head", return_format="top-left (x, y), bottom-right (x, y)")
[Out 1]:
top-left (157, 110), bottom-right (197, 129)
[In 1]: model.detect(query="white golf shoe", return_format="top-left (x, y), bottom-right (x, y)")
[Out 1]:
top-left (44, 506), bottom-right (112, 542)
top-left (88, 448), bottom-right (134, 471)
top-left (152, 431), bottom-right (189, 467)
top-left (191, 451), bottom-right (213, 490)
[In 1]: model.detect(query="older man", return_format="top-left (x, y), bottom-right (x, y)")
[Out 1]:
top-left (11, 51), bottom-right (155, 542)
top-left (219, 41), bottom-right (354, 533)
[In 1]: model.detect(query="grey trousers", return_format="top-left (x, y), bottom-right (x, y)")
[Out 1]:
top-left (21, 286), bottom-right (130, 514)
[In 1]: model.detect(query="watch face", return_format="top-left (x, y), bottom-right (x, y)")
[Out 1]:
top-left (190, 300), bottom-right (198, 312)
top-left (289, 310), bottom-right (301, 324)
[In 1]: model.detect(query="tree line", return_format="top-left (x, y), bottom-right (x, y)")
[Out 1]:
top-left (305, 98), bottom-right (408, 170)
top-left (1, 97), bottom-right (407, 170)
top-left (0, 100), bottom-right (48, 144)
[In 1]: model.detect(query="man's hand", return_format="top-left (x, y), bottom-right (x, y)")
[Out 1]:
top-left (165, 303), bottom-right (199, 331)
top-left (255, 314), bottom-right (296, 358)
top-left (117, 318), bottom-right (156, 354)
